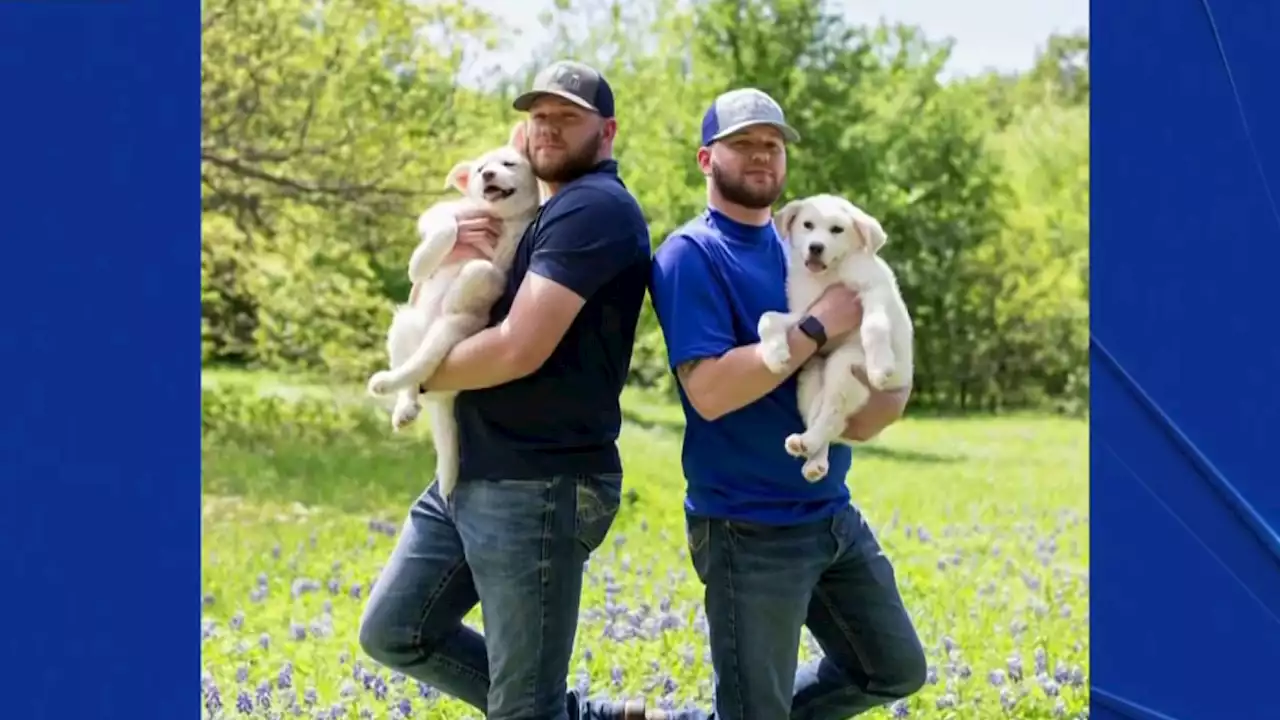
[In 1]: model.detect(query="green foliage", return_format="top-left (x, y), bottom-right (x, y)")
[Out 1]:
top-left (200, 0), bottom-right (1090, 414)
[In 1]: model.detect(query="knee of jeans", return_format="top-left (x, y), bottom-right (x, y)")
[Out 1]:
top-left (356, 606), bottom-right (396, 664)
top-left (883, 641), bottom-right (928, 698)
top-left (357, 600), bottom-right (430, 667)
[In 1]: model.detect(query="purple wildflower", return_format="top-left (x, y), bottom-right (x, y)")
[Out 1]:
top-left (1007, 655), bottom-right (1024, 682)
top-left (292, 578), bottom-right (321, 598)
top-left (256, 679), bottom-right (273, 709)
top-left (205, 684), bottom-right (223, 714)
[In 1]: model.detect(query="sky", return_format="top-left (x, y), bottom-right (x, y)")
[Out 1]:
top-left (461, 0), bottom-right (1089, 82)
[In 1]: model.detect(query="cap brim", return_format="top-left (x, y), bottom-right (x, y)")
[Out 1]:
top-left (709, 120), bottom-right (800, 144)
top-left (512, 89), bottom-right (598, 113)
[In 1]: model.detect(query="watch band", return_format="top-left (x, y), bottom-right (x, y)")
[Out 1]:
top-left (797, 315), bottom-right (827, 348)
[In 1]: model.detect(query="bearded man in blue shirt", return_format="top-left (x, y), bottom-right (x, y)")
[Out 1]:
top-left (647, 88), bottom-right (927, 720)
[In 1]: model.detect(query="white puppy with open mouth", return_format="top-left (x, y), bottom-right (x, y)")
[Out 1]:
top-left (756, 193), bottom-right (914, 482)
top-left (365, 123), bottom-right (541, 498)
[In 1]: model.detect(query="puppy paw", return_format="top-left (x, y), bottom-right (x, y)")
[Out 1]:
top-left (391, 398), bottom-right (421, 431)
top-left (367, 371), bottom-right (396, 397)
top-left (759, 339), bottom-right (792, 374)
top-left (865, 352), bottom-right (897, 389)
top-left (802, 458), bottom-right (830, 483)
top-left (784, 433), bottom-right (810, 458)
top-left (757, 311), bottom-right (784, 333)
top-left (867, 367), bottom-right (891, 390)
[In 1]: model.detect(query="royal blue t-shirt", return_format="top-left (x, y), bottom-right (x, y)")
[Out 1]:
top-left (453, 160), bottom-right (651, 483)
top-left (649, 207), bottom-right (852, 526)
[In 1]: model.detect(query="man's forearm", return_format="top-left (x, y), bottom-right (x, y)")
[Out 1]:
top-left (421, 322), bottom-right (533, 393)
top-left (842, 382), bottom-right (912, 441)
top-left (679, 326), bottom-right (820, 421)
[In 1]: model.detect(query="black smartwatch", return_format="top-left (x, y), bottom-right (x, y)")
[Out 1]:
top-left (797, 314), bottom-right (828, 348)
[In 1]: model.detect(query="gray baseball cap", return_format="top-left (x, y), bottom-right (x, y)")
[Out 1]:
top-left (700, 87), bottom-right (799, 145)
top-left (513, 60), bottom-right (616, 118)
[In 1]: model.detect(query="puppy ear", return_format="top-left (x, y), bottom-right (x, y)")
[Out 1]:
top-left (855, 214), bottom-right (887, 254)
top-left (444, 162), bottom-right (470, 193)
top-left (774, 200), bottom-right (803, 239)
top-left (509, 121), bottom-right (529, 156)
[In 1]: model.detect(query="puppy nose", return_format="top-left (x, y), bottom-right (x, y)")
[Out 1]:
top-left (807, 242), bottom-right (824, 256)
top-left (481, 169), bottom-right (496, 182)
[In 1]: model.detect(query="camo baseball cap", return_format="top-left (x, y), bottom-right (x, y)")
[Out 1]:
top-left (513, 60), bottom-right (616, 118)
top-left (700, 87), bottom-right (799, 146)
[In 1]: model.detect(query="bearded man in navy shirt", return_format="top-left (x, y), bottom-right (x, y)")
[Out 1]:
top-left (647, 88), bottom-right (927, 720)
top-left (358, 61), bottom-right (655, 720)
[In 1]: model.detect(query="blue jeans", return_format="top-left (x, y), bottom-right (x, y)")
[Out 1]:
top-left (674, 504), bottom-right (927, 720)
top-left (358, 474), bottom-right (634, 720)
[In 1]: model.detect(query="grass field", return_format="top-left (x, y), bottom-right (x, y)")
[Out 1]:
top-left (201, 369), bottom-right (1089, 719)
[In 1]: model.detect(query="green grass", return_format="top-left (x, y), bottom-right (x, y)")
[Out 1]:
top-left (201, 369), bottom-right (1089, 719)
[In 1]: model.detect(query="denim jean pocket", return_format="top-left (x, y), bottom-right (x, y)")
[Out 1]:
top-left (574, 474), bottom-right (621, 554)
top-left (685, 516), bottom-right (712, 582)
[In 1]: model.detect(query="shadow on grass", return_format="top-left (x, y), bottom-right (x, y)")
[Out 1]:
top-left (852, 443), bottom-right (965, 464)
top-left (621, 408), bottom-right (964, 465)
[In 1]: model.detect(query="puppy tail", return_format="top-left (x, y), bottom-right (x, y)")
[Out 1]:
top-left (429, 396), bottom-right (461, 499)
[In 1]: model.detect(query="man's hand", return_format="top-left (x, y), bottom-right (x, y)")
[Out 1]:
top-left (448, 207), bottom-right (502, 263)
top-left (807, 284), bottom-right (863, 345)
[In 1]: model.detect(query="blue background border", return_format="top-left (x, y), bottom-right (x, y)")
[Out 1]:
top-left (0, 1), bottom-right (199, 717)
top-left (1, 0), bottom-right (1279, 717)
top-left (1092, 0), bottom-right (1280, 718)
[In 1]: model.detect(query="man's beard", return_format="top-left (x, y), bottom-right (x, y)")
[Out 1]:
top-left (711, 159), bottom-right (784, 210)
top-left (530, 130), bottom-right (603, 184)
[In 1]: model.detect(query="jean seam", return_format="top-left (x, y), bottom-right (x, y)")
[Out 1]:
top-left (433, 651), bottom-right (489, 686)
top-left (720, 522), bottom-right (745, 719)
top-left (409, 555), bottom-right (473, 665)
top-left (790, 581), bottom-right (870, 719)
top-left (829, 511), bottom-right (844, 559)
top-left (814, 583), bottom-right (861, 658)
top-left (530, 476), bottom-right (558, 712)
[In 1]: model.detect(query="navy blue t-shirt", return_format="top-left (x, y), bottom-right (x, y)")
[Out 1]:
top-left (649, 207), bottom-right (852, 526)
top-left (453, 160), bottom-right (651, 482)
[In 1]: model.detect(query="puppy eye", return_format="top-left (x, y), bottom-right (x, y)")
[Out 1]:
top-left (802, 221), bottom-right (815, 230)
top-left (501, 161), bottom-right (515, 168)
top-left (830, 226), bottom-right (844, 234)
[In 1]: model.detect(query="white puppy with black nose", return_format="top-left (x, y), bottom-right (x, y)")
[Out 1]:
top-left (756, 193), bottom-right (915, 481)
top-left (366, 123), bottom-right (541, 498)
